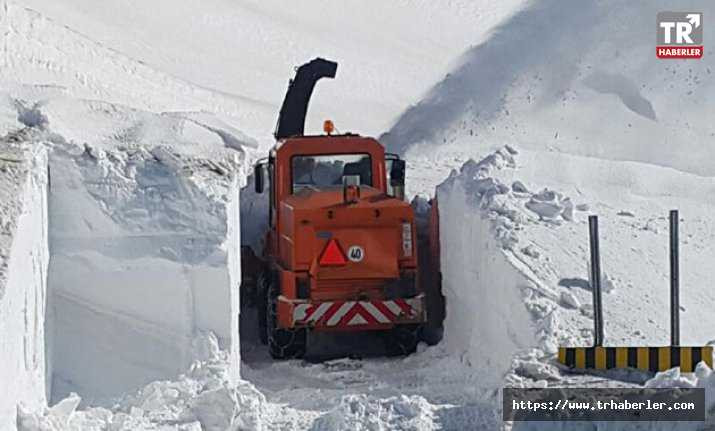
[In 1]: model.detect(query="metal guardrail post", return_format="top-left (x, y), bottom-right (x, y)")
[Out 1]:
top-left (670, 210), bottom-right (680, 346)
top-left (589, 215), bottom-right (604, 347)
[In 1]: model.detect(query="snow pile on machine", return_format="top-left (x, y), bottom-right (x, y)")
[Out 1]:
top-left (0, 134), bottom-right (48, 431)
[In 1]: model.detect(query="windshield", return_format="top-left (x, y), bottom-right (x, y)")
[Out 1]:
top-left (292, 154), bottom-right (372, 192)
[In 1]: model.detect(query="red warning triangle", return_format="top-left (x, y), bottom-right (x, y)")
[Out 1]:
top-left (319, 238), bottom-right (347, 266)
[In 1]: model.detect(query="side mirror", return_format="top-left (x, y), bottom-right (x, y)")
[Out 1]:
top-left (254, 163), bottom-right (265, 194)
top-left (389, 159), bottom-right (406, 201)
top-left (390, 159), bottom-right (406, 187)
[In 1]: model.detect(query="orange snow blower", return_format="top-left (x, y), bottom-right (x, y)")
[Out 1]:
top-left (558, 211), bottom-right (713, 372)
top-left (247, 58), bottom-right (444, 359)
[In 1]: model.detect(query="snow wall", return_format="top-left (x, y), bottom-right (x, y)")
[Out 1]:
top-left (436, 146), bottom-right (566, 390)
top-left (47, 144), bottom-right (241, 404)
top-left (0, 143), bottom-right (49, 430)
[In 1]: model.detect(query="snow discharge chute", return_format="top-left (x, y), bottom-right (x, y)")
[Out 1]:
top-left (274, 57), bottom-right (338, 140)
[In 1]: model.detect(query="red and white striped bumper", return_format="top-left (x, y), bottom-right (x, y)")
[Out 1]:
top-left (279, 294), bottom-right (425, 330)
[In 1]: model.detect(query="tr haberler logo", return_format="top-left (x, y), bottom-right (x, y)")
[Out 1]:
top-left (657, 12), bottom-right (703, 59)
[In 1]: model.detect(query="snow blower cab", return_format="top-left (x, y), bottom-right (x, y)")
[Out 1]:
top-left (252, 58), bottom-right (426, 358)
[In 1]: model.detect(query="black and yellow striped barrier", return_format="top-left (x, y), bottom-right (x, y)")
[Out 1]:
top-left (558, 346), bottom-right (713, 372)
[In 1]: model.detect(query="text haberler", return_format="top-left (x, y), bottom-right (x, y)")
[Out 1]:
top-left (656, 46), bottom-right (703, 59)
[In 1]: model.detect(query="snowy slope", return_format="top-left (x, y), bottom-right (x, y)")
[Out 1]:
top-left (391, 0), bottom-right (715, 426)
top-left (0, 3), bottom-right (266, 138)
top-left (394, 0), bottom-right (715, 358)
top-left (388, 0), bottom-right (715, 183)
top-left (15, 0), bottom-right (527, 142)
top-left (382, 0), bottom-right (715, 356)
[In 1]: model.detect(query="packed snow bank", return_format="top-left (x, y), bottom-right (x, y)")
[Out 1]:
top-left (432, 145), bottom-right (715, 429)
top-left (17, 333), bottom-right (277, 431)
top-left (436, 146), bottom-right (545, 390)
top-left (435, 145), bottom-right (715, 391)
top-left (39, 99), bottom-right (250, 404)
top-left (470, 148), bottom-right (715, 350)
top-left (0, 135), bottom-right (48, 430)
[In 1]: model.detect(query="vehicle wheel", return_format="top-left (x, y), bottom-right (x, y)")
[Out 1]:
top-left (419, 325), bottom-right (444, 346)
top-left (265, 273), bottom-right (307, 359)
top-left (384, 324), bottom-right (420, 356)
top-left (256, 271), bottom-right (268, 345)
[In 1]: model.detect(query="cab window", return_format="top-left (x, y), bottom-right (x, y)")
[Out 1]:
top-left (291, 154), bottom-right (372, 193)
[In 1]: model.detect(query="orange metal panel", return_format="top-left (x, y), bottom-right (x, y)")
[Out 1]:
top-left (265, 134), bottom-right (421, 324)
top-left (280, 269), bottom-right (296, 299)
top-left (280, 189), bottom-right (416, 272)
top-left (276, 296), bottom-right (295, 329)
top-left (312, 227), bottom-right (399, 280)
